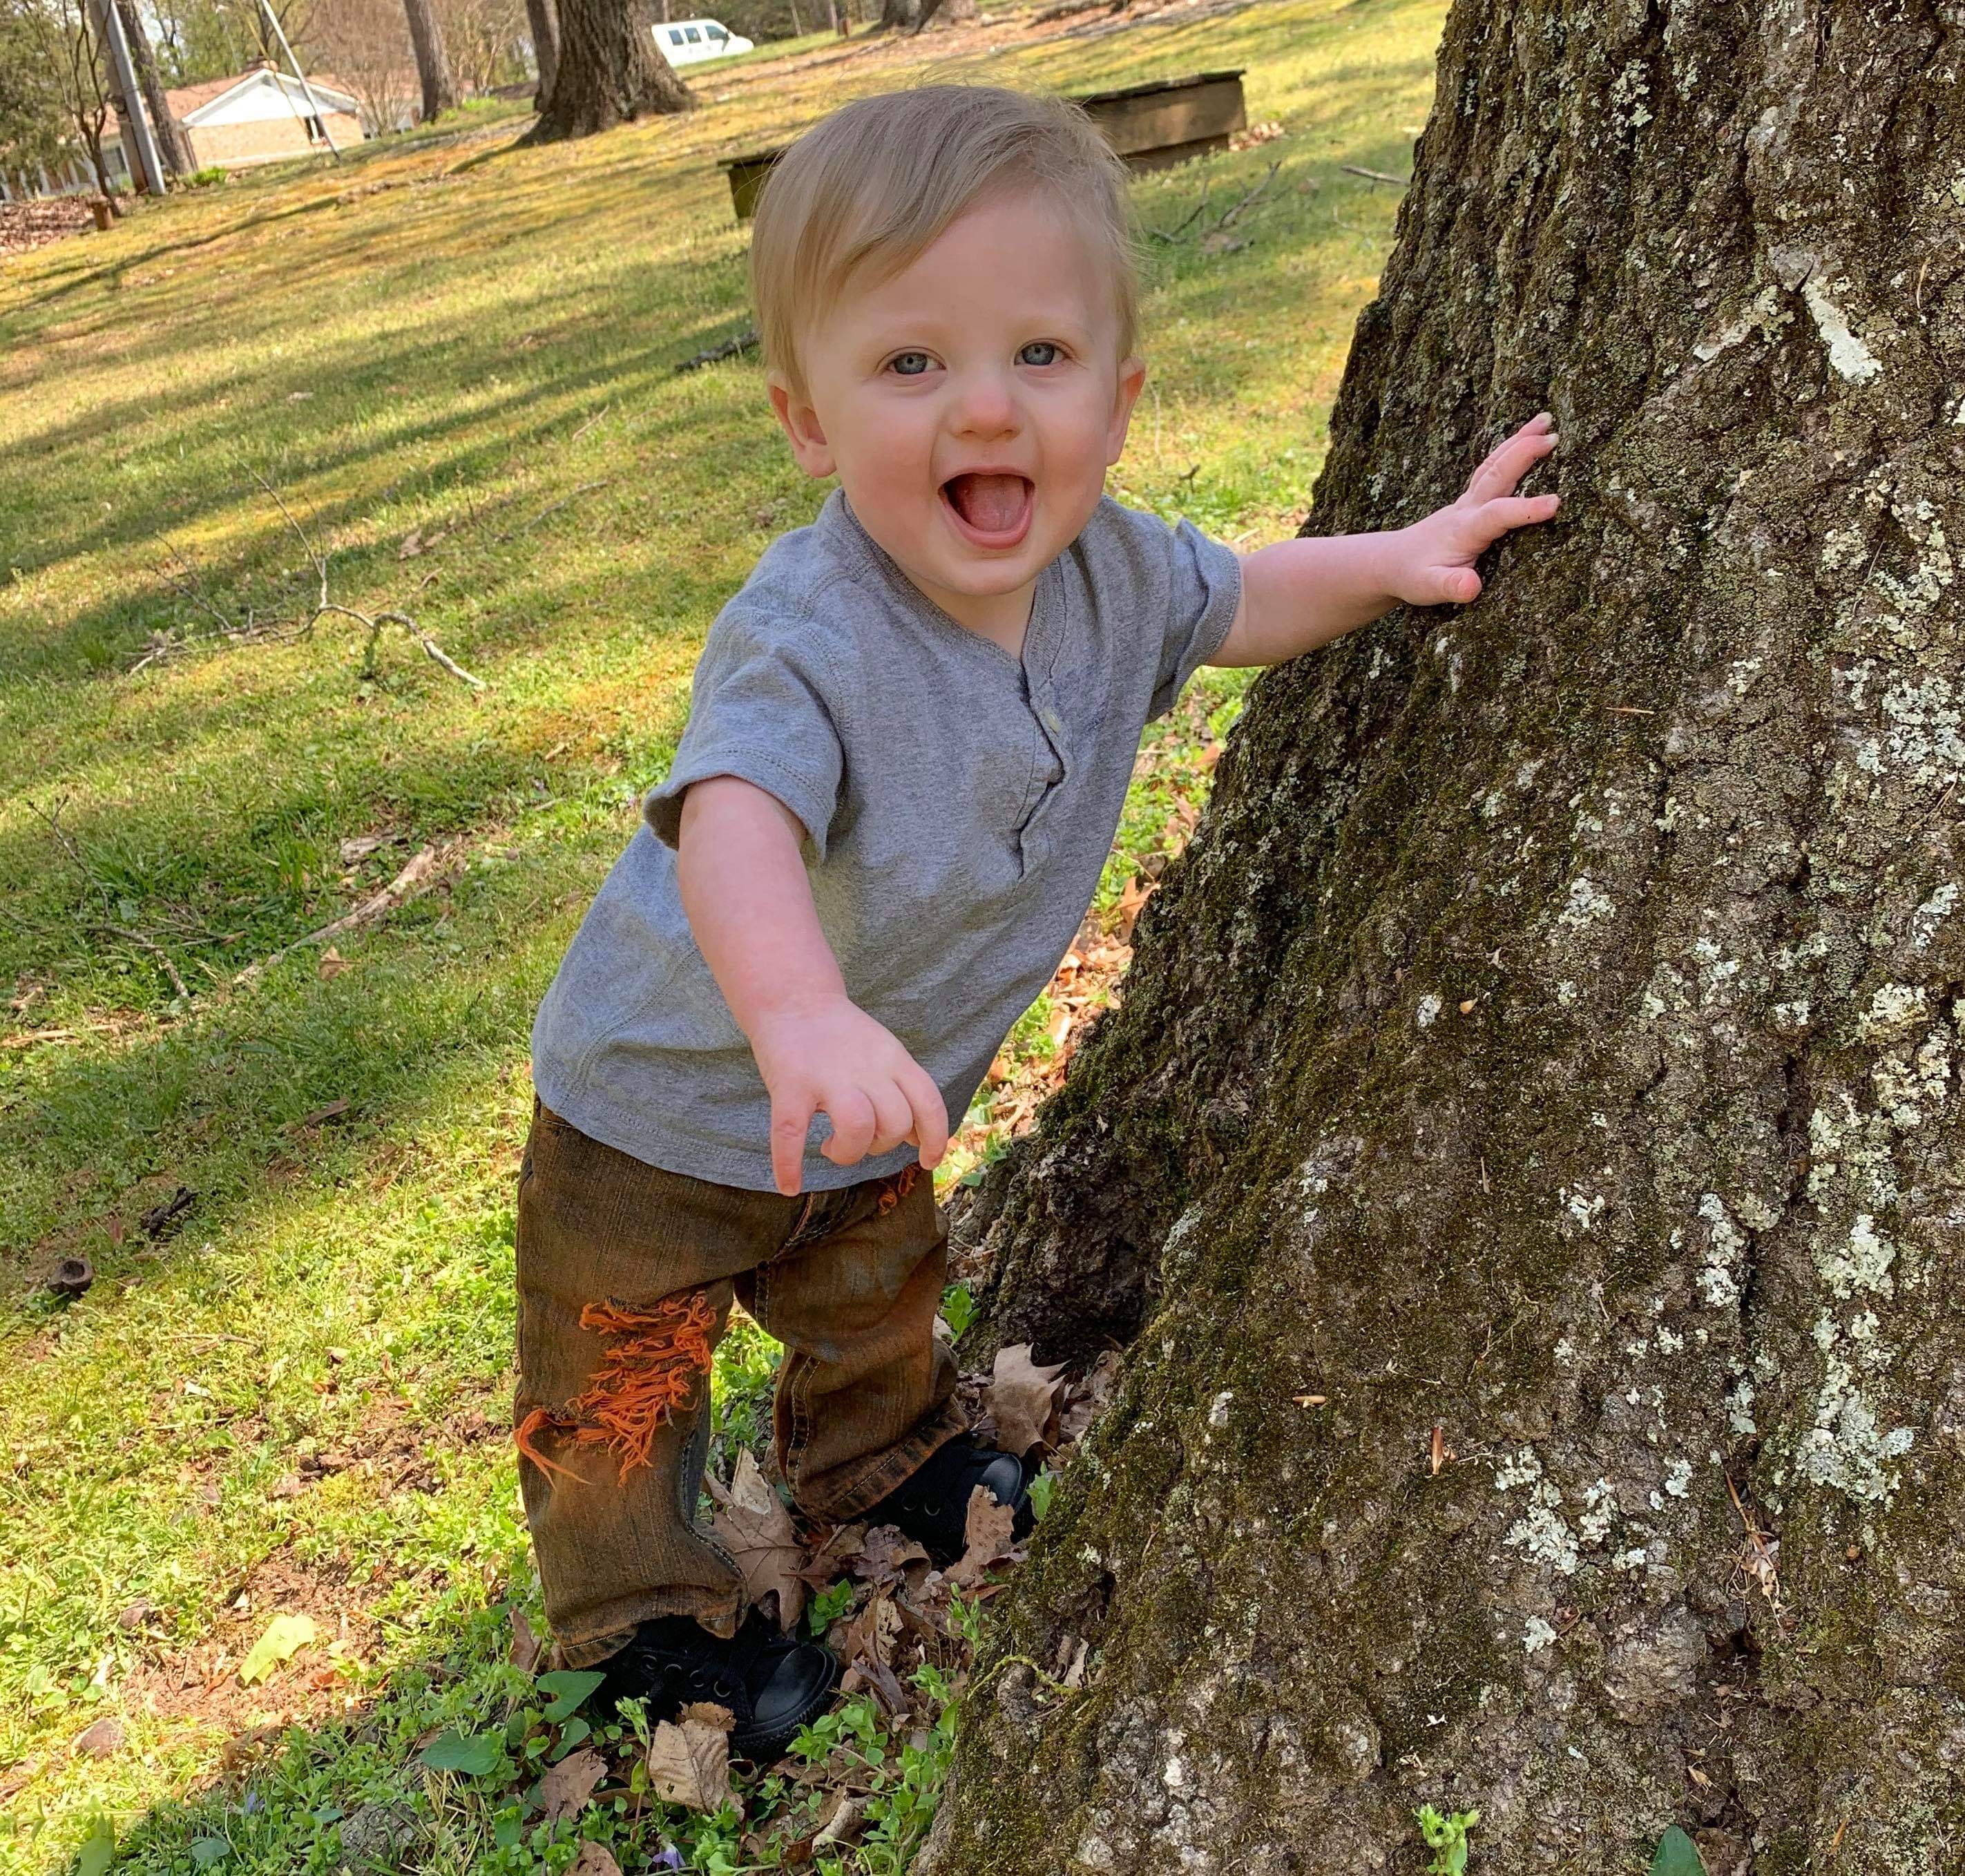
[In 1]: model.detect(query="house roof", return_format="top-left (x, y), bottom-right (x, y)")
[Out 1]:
top-left (158, 64), bottom-right (358, 122)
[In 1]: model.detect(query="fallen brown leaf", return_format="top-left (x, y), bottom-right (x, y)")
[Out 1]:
top-left (508, 1606), bottom-right (544, 1676)
top-left (646, 1703), bottom-right (734, 1809)
top-left (839, 1593), bottom-right (908, 1714)
top-left (854, 1525), bottom-right (930, 1587)
top-left (293, 1098), bottom-right (352, 1130)
top-left (1058, 1350), bottom-right (1122, 1443)
top-left (986, 1344), bottom-right (1066, 1456)
top-left (707, 1449), bottom-right (807, 1634)
top-left (796, 1520), bottom-right (867, 1588)
top-left (316, 947), bottom-right (350, 981)
top-left (71, 1718), bottom-right (123, 1759)
top-left (566, 1844), bottom-right (622, 1876)
top-left (537, 1745), bottom-right (606, 1821)
top-left (813, 1794), bottom-right (867, 1849)
top-left (945, 1485), bottom-right (1018, 1589)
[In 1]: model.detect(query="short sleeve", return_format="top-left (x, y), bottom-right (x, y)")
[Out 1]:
top-left (1147, 515), bottom-right (1243, 719)
top-left (644, 603), bottom-right (847, 859)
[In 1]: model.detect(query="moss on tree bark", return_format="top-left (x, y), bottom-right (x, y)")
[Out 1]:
top-left (930, 2), bottom-right (1965, 1870)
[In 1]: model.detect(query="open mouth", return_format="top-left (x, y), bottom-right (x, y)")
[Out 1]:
top-left (940, 472), bottom-right (1034, 548)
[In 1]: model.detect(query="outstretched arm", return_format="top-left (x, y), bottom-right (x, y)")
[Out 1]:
top-left (676, 776), bottom-right (949, 1197)
top-left (1210, 414), bottom-right (1561, 668)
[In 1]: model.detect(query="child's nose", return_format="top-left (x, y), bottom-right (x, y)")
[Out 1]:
top-left (948, 369), bottom-right (1019, 437)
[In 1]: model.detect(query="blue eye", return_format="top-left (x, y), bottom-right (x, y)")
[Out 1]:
top-left (888, 351), bottom-right (932, 376)
top-left (1018, 342), bottom-right (1062, 367)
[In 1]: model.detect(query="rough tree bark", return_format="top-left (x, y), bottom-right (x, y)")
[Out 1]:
top-left (401, 0), bottom-right (458, 123)
top-left (523, 0), bottom-right (559, 114)
top-left (928, 2), bottom-right (1965, 1871)
top-left (112, 0), bottom-right (193, 177)
top-left (521, 0), bottom-right (691, 142)
top-left (876, 0), bottom-right (972, 28)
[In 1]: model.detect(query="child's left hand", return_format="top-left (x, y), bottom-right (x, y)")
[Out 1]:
top-left (1390, 412), bottom-right (1561, 607)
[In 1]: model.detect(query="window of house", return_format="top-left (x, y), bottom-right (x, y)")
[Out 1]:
top-left (305, 114), bottom-right (324, 142)
top-left (668, 26), bottom-right (685, 41)
top-left (684, 26), bottom-right (702, 41)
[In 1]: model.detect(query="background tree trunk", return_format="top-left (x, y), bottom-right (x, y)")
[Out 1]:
top-left (111, 0), bottom-right (193, 176)
top-left (522, 0), bottom-right (557, 113)
top-left (876, 0), bottom-right (951, 28)
top-left (928, 1), bottom-right (1965, 1870)
top-left (521, 0), bottom-right (689, 142)
top-left (400, 0), bottom-right (457, 122)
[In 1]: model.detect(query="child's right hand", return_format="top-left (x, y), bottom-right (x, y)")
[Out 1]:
top-left (748, 993), bottom-right (950, 1198)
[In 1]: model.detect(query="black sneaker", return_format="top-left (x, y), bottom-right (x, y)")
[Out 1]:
top-left (860, 1433), bottom-right (1033, 1565)
top-left (591, 1608), bottom-right (840, 1761)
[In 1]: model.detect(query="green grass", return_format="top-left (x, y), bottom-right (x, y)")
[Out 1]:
top-left (0, 0), bottom-right (1444, 1866)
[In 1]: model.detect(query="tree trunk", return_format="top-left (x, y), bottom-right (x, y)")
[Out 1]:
top-left (111, 0), bottom-right (193, 176)
top-left (521, 0), bottom-right (690, 142)
top-left (928, 2), bottom-right (1965, 1871)
top-left (401, 0), bottom-right (458, 122)
top-left (876, 0), bottom-right (943, 28)
top-left (522, 0), bottom-right (558, 113)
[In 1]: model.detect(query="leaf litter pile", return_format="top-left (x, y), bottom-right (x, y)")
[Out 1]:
top-left (403, 1344), bottom-right (1124, 1875)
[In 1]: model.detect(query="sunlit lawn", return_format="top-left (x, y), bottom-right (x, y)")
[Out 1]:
top-left (0, 0), bottom-right (1441, 1866)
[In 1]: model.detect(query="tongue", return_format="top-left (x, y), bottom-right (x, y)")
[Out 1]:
top-left (948, 473), bottom-right (1028, 534)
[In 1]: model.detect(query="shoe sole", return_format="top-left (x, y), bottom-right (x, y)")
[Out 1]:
top-left (730, 1643), bottom-right (843, 1763)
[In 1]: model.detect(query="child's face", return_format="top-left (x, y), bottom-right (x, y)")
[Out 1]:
top-left (769, 191), bottom-right (1144, 635)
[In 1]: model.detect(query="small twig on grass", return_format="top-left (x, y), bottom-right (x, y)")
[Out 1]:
top-left (136, 470), bottom-right (485, 688)
top-left (22, 796), bottom-right (105, 903)
top-left (247, 465), bottom-right (329, 608)
top-left (505, 481), bottom-right (612, 538)
top-left (1341, 164), bottom-right (1408, 187)
top-left (231, 838), bottom-right (470, 987)
top-left (313, 603), bottom-right (485, 689)
top-left (1149, 160), bottom-right (1284, 245)
top-left (675, 328), bottom-right (759, 374)
top-left (1149, 177), bottom-right (1215, 243)
top-left (87, 923), bottom-right (191, 1000)
top-left (570, 403), bottom-right (612, 443)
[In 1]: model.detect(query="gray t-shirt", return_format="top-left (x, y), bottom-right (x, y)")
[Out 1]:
top-left (530, 488), bottom-right (1241, 1191)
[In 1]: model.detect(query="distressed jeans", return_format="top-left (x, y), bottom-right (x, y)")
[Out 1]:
top-left (513, 1098), bottom-right (967, 1668)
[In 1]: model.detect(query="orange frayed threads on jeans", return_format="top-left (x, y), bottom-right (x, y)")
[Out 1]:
top-left (876, 1163), bottom-right (920, 1215)
top-left (515, 1289), bottom-right (718, 1486)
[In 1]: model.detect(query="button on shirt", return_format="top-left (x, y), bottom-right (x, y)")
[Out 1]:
top-left (530, 488), bottom-right (1243, 1192)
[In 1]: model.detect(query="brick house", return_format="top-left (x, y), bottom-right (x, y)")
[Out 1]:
top-left (138, 65), bottom-right (367, 173)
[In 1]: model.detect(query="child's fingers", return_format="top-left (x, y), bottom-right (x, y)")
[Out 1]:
top-left (1425, 566), bottom-right (1481, 605)
top-left (899, 1059), bottom-right (949, 1169)
top-left (819, 1084), bottom-right (877, 1167)
top-left (864, 1080), bottom-right (917, 1159)
top-left (1477, 492), bottom-right (1561, 537)
top-left (1466, 416), bottom-right (1557, 503)
top-left (770, 1087), bottom-right (818, 1198)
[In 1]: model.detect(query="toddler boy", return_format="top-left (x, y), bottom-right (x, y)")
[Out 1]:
top-left (516, 84), bottom-right (1558, 1758)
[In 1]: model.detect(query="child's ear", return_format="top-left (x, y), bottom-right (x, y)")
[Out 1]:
top-left (1105, 355), bottom-right (1147, 465)
top-left (769, 374), bottom-right (836, 479)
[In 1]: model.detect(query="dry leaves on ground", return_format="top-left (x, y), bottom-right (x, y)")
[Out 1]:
top-left (944, 1486), bottom-right (1019, 1590)
top-left (1057, 1349), bottom-right (1123, 1444)
top-left (852, 1526), bottom-right (930, 1589)
top-left (566, 1844), bottom-right (623, 1876)
top-left (707, 1448), bottom-right (807, 1633)
top-left (508, 1607), bottom-right (544, 1676)
top-left (537, 1745), bottom-right (607, 1821)
top-left (986, 1343), bottom-right (1067, 1455)
top-left (646, 1702), bottom-right (735, 1811)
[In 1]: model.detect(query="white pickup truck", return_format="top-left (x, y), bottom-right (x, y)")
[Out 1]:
top-left (654, 18), bottom-right (755, 64)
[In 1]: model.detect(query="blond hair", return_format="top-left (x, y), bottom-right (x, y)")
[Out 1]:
top-left (749, 84), bottom-right (1138, 392)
